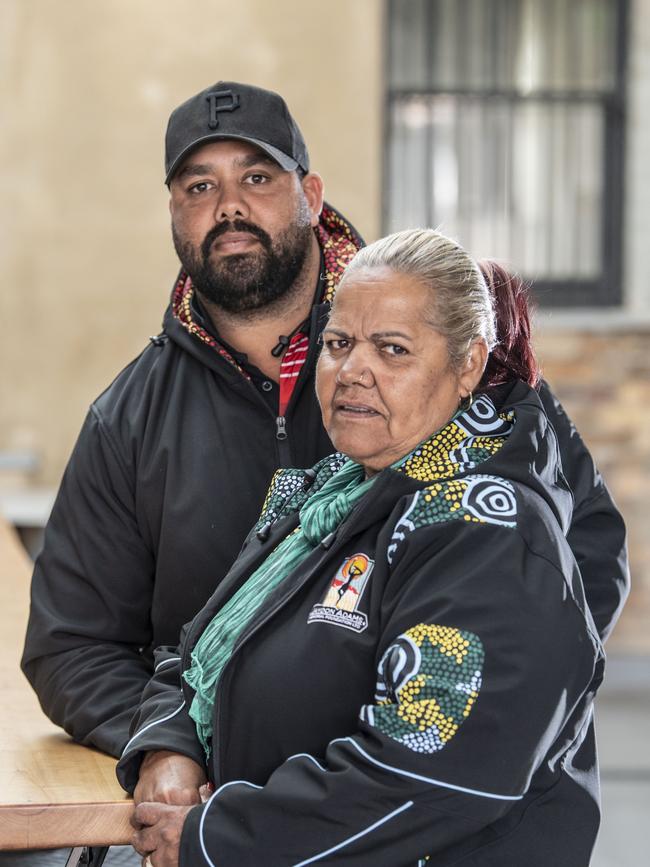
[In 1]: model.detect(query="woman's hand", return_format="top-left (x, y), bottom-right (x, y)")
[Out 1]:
top-left (132, 801), bottom-right (192, 867)
top-left (134, 750), bottom-right (208, 806)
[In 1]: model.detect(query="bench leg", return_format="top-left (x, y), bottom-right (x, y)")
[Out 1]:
top-left (64, 847), bottom-right (109, 867)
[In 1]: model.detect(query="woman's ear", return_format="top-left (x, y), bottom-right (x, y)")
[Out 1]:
top-left (459, 338), bottom-right (489, 397)
top-left (301, 172), bottom-right (325, 227)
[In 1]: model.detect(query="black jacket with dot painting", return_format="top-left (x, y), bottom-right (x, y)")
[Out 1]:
top-left (21, 200), bottom-right (627, 759)
top-left (117, 382), bottom-right (604, 866)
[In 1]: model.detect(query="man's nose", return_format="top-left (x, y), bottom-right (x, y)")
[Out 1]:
top-left (213, 180), bottom-right (249, 222)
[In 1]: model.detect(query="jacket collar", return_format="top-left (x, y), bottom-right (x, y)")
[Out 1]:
top-left (258, 382), bottom-right (573, 541)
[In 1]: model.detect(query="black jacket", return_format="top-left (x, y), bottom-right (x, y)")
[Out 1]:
top-left (21, 205), bottom-right (628, 759)
top-left (117, 384), bottom-right (604, 866)
top-left (536, 386), bottom-right (628, 642)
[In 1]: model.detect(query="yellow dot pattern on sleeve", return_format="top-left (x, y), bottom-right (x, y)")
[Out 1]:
top-left (360, 624), bottom-right (484, 755)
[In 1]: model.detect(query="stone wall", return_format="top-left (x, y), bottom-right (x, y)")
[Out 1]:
top-left (537, 328), bottom-right (650, 653)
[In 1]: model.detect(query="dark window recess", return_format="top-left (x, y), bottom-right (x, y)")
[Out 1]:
top-left (385, 0), bottom-right (627, 307)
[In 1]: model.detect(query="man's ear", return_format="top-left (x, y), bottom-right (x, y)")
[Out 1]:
top-left (301, 172), bottom-right (325, 227)
top-left (459, 338), bottom-right (489, 397)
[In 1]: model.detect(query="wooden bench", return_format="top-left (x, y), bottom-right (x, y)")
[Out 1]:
top-left (0, 517), bottom-right (132, 856)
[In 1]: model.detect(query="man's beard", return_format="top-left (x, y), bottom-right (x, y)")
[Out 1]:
top-left (172, 216), bottom-right (313, 316)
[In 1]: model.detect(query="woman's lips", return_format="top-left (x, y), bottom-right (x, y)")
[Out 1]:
top-left (335, 404), bottom-right (381, 417)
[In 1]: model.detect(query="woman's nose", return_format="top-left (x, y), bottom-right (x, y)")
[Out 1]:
top-left (336, 349), bottom-right (374, 387)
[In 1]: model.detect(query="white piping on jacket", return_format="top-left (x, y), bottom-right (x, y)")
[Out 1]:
top-left (332, 737), bottom-right (524, 801)
top-left (196, 769), bottom-right (412, 866)
top-left (292, 800), bottom-right (414, 866)
top-left (154, 656), bottom-right (181, 672)
top-left (121, 700), bottom-right (186, 756)
top-left (199, 780), bottom-right (263, 866)
top-left (192, 733), bottom-right (522, 865)
top-left (287, 752), bottom-right (328, 773)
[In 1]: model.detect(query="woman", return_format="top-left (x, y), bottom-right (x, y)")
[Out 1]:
top-left (118, 229), bottom-right (603, 866)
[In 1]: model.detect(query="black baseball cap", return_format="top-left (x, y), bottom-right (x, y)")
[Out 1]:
top-left (164, 81), bottom-right (310, 184)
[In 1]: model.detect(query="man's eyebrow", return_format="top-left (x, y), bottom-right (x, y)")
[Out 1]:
top-left (234, 153), bottom-right (280, 170)
top-left (175, 163), bottom-right (215, 180)
top-left (175, 153), bottom-right (279, 180)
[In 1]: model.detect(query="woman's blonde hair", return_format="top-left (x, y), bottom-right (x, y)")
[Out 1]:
top-left (340, 228), bottom-right (497, 369)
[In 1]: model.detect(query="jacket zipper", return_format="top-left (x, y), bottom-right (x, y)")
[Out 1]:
top-left (272, 298), bottom-right (328, 469)
top-left (234, 375), bottom-right (293, 467)
top-left (275, 414), bottom-right (291, 465)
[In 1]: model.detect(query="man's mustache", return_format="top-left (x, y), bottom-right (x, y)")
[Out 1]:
top-left (201, 220), bottom-right (272, 261)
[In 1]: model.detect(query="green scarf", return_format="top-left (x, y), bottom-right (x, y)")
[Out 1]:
top-left (184, 458), bottom-right (376, 755)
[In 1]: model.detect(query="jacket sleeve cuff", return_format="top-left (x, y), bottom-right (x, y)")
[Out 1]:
top-left (115, 705), bottom-right (206, 794)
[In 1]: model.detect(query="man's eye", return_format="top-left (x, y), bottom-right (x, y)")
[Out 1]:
top-left (245, 174), bottom-right (269, 185)
top-left (188, 181), bottom-right (212, 194)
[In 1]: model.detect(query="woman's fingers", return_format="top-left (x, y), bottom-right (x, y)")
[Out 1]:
top-left (132, 800), bottom-right (162, 829)
top-left (199, 781), bottom-right (215, 802)
top-left (131, 802), bottom-right (192, 865)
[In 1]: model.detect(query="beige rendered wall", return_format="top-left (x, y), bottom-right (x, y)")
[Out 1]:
top-left (0, 0), bottom-right (383, 485)
top-left (2, 2), bottom-right (648, 653)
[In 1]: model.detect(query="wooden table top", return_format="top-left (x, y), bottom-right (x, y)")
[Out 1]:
top-left (0, 517), bottom-right (133, 849)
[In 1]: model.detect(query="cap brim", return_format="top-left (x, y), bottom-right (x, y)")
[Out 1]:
top-left (166, 134), bottom-right (299, 184)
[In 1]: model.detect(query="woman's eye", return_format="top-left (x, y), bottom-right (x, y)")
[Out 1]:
top-left (382, 343), bottom-right (409, 356)
top-left (325, 338), bottom-right (351, 352)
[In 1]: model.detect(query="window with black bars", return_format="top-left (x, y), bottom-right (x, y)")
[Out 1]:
top-left (385, 0), bottom-right (627, 306)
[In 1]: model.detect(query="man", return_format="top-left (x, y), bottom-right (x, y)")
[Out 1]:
top-left (21, 81), bottom-right (363, 759)
top-left (21, 80), bottom-right (628, 768)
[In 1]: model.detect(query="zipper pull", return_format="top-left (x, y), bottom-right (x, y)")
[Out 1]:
top-left (276, 416), bottom-right (288, 440)
top-left (320, 531), bottom-right (337, 549)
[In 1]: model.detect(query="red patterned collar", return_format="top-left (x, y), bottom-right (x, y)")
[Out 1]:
top-left (171, 203), bottom-right (363, 378)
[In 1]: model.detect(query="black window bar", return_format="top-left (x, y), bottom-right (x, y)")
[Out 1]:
top-left (384, 0), bottom-right (628, 307)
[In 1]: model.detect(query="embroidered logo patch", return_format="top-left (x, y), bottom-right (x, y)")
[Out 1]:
top-left (308, 553), bottom-right (374, 633)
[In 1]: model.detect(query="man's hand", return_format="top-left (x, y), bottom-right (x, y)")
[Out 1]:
top-left (132, 801), bottom-right (193, 867)
top-left (134, 750), bottom-right (208, 806)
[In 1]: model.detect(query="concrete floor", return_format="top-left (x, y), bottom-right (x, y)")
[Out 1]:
top-left (591, 655), bottom-right (650, 867)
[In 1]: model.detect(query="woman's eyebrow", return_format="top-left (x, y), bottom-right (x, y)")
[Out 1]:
top-left (370, 331), bottom-right (413, 342)
top-left (323, 327), bottom-right (351, 337)
top-left (324, 327), bottom-right (414, 343)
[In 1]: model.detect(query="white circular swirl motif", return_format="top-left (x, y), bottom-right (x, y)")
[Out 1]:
top-left (456, 395), bottom-right (513, 436)
top-left (375, 635), bottom-right (421, 702)
top-left (461, 475), bottom-right (517, 526)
